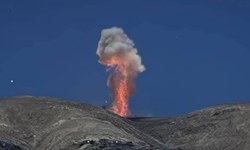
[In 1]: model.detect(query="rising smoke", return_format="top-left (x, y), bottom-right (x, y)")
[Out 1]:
top-left (96, 27), bottom-right (145, 117)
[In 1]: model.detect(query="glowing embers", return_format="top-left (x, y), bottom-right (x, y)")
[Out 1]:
top-left (96, 27), bottom-right (145, 117)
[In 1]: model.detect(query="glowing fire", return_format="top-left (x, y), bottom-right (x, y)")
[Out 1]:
top-left (107, 56), bottom-right (129, 117)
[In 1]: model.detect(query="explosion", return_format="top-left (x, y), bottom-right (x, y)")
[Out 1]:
top-left (96, 27), bottom-right (145, 117)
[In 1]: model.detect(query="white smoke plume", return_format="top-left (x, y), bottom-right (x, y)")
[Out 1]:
top-left (96, 27), bottom-right (145, 72)
top-left (96, 27), bottom-right (145, 116)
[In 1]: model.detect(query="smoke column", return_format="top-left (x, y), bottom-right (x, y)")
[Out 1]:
top-left (96, 27), bottom-right (145, 117)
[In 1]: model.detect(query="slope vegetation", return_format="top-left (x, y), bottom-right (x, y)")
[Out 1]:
top-left (130, 103), bottom-right (250, 150)
top-left (0, 96), bottom-right (164, 150)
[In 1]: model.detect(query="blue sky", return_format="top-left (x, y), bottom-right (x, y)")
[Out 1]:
top-left (1, 0), bottom-right (250, 117)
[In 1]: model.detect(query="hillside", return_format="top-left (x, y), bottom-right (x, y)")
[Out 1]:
top-left (0, 96), bottom-right (164, 150)
top-left (1, 96), bottom-right (250, 150)
top-left (130, 103), bottom-right (250, 150)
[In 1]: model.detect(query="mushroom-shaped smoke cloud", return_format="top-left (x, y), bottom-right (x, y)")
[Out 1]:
top-left (96, 27), bottom-right (145, 117)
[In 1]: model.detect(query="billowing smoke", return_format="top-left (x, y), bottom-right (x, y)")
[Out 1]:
top-left (96, 27), bottom-right (145, 117)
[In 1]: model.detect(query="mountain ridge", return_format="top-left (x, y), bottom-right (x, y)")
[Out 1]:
top-left (0, 96), bottom-right (165, 150)
top-left (0, 96), bottom-right (250, 150)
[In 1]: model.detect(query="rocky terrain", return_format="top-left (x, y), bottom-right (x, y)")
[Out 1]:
top-left (0, 96), bottom-right (165, 150)
top-left (0, 96), bottom-right (250, 150)
top-left (0, 141), bottom-right (23, 150)
top-left (129, 103), bottom-right (250, 150)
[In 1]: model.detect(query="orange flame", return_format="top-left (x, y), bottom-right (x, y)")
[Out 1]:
top-left (107, 56), bottom-right (129, 117)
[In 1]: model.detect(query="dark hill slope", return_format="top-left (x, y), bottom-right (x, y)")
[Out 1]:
top-left (130, 103), bottom-right (250, 150)
top-left (0, 96), bottom-right (164, 150)
top-left (1, 96), bottom-right (250, 150)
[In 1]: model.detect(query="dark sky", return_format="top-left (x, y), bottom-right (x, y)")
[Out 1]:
top-left (1, 0), bottom-right (250, 117)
